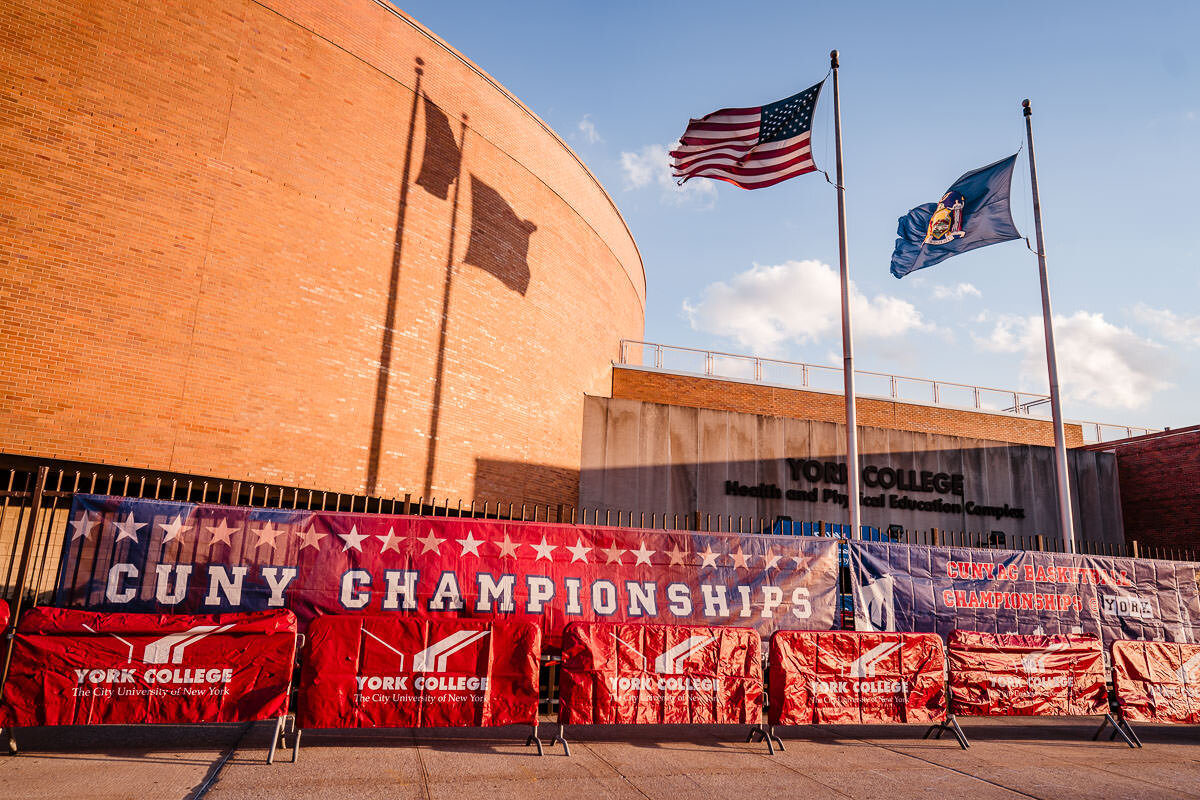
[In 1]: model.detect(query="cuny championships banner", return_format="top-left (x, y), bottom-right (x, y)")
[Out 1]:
top-left (56, 495), bottom-right (839, 646)
top-left (850, 541), bottom-right (1200, 645)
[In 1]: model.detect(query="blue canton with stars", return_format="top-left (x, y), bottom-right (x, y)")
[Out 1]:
top-left (759, 81), bottom-right (823, 144)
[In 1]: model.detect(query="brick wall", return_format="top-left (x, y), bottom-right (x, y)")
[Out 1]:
top-left (612, 368), bottom-right (1085, 448)
top-left (1087, 427), bottom-right (1200, 551)
top-left (0, 0), bottom-right (644, 507)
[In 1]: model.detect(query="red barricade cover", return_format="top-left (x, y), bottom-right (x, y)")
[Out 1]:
top-left (948, 630), bottom-right (1107, 717)
top-left (558, 621), bottom-right (762, 725)
top-left (769, 630), bottom-right (947, 725)
top-left (1112, 639), bottom-right (1200, 724)
top-left (0, 598), bottom-right (9, 632)
top-left (297, 616), bottom-right (540, 729)
top-left (1, 607), bottom-right (296, 726)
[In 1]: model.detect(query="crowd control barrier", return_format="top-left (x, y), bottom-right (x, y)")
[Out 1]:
top-left (1097, 639), bottom-right (1200, 745)
top-left (0, 598), bottom-right (9, 633)
top-left (296, 616), bottom-right (547, 754)
top-left (0, 607), bottom-right (298, 761)
top-left (935, 629), bottom-right (1134, 747)
top-left (556, 621), bottom-right (763, 754)
top-left (764, 630), bottom-right (962, 750)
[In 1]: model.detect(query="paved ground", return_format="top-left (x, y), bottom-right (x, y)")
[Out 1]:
top-left (2, 716), bottom-right (1199, 800)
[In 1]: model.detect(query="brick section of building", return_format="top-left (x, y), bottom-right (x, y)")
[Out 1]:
top-left (1082, 426), bottom-right (1200, 551)
top-left (611, 367), bottom-right (1085, 448)
top-left (0, 0), bottom-right (644, 507)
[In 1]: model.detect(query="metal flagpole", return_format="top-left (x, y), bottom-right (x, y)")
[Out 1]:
top-left (1022, 99), bottom-right (1075, 554)
top-left (830, 50), bottom-right (861, 540)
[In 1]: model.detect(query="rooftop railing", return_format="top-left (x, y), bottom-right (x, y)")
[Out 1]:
top-left (617, 340), bottom-right (1158, 445)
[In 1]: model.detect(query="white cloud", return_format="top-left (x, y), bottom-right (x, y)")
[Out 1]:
top-left (1132, 303), bottom-right (1200, 347)
top-left (682, 259), bottom-right (932, 356)
top-left (577, 114), bottom-right (601, 144)
top-left (974, 311), bottom-right (1172, 410)
top-left (620, 143), bottom-right (717, 206)
top-left (932, 283), bottom-right (982, 300)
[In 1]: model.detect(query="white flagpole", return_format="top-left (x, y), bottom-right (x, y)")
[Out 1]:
top-left (831, 50), bottom-right (861, 540)
top-left (1022, 99), bottom-right (1075, 554)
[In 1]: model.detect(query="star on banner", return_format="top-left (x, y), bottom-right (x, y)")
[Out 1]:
top-left (458, 531), bottom-right (483, 556)
top-left (698, 545), bottom-right (721, 569)
top-left (666, 545), bottom-right (688, 566)
top-left (296, 525), bottom-right (327, 551)
top-left (158, 515), bottom-right (188, 545)
top-left (376, 527), bottom-right (403, 554)
top-left (729, 548), bottom-right (750, 569)
top-left (339, 525), bottom-right (368, 552)
top-left (206, 518), bottom-right (237, 547)
top-left (494, 534), bottom-right (520, 559)
top-left (566, 538), bottom-right (591, 563)
top-left (417, 530), bottom-right (444, 555)
top-left (763, 550), bottom-right (783, 570)
top-left (630, 542), bottom-right (656, 566)
top-left (113, 512), bottom-right (147, 544)
top-left (604, 544), bottom-right (625, 564)
top-left (254, 522), bottom-right (284, 551)
top-left (69, 511), bottom-right (98, 542)
top-left (531, 536), bottom-right (557, 562)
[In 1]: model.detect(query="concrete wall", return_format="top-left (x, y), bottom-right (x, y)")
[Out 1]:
top-left (0, 0), bottom-right (644, 506)
top-left (581, 396), bottom-right (1124, 544)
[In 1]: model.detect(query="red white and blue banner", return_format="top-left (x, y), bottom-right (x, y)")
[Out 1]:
top-left (850, 541), bottom-right (1200, 645)
top-left (56, 495), bottom-right (840, 647)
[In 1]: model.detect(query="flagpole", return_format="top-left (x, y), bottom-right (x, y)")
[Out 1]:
top-left (1022, 99), bottom-right (1075, 554)
top-left (830, 50), bottom-right (861, 540)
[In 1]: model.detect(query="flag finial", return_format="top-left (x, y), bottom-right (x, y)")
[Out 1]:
top-left (830, 50), bottom-right (839, 68)
top-left (1022, 99), bottom-right (1031, 117)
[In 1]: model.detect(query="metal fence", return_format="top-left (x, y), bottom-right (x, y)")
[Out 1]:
top-left (1, 459), bottom-right (1196, 618)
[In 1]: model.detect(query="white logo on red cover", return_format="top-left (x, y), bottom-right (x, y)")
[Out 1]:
top-left (84, 622), bottom-right (234, 664)
top-left (846, 642), bottom-right (901, 679)
top-left (1177, 652), bottom-right (1200, 684)
top-left (412, 630), bottom-right (490, 672)
top-left (654, 636), bottom-right (716, 674)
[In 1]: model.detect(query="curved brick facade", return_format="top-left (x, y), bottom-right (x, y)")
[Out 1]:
top-left (0, 0), bottom-right (645, 506)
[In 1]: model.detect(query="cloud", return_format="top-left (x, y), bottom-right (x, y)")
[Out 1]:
top-left (932, 283), bottom-right (982, 300)
top-left (620, 143), bottom-right (717, 206)
top-left (974, 311), bottom-right (1172, 410)
top-left (682, 259), bottom-right (932, 356)
top-left (1132, 303), bottom-right (1200, 347)
top-left (577, 114), bottom-right (601, 144)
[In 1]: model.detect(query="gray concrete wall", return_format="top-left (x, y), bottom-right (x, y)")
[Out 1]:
top-left (580, 396), bottom-right (1124, 544)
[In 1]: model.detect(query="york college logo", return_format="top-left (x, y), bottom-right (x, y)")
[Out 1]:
top-left (75, 623), bottom-right (235, 685)
top-left (810, 640), bottom-right (907, 696)
top-left (355, 629), bottom-right (492, 695)
top-left (607, 633), bottom-right (719, 693)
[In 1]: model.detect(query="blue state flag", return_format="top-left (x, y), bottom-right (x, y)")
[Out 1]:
top-left (890, 154), bottom-right (1022, 279)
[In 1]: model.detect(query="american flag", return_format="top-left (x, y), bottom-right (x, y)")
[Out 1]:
top-left (670, 81), bottom-right (824, 190)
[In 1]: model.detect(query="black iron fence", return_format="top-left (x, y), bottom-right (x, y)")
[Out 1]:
top-left (1, 458), bottom-right (1195, 617)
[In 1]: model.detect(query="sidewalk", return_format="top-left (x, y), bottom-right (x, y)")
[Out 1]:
top-left (2, 716), bottom-right (1199, 800)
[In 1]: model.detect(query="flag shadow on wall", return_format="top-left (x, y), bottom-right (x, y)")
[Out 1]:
top-left (463, 175), bottom-right (535, 296)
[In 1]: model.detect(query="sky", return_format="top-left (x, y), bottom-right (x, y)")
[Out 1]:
top-left (398, 1), bottom-right (1199, 435)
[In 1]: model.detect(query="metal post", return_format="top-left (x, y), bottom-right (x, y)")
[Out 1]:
top-left (1023, 99), bottom-right (1075, 555)
top-left (1, 466), bottom-right (49, 693)
top-left (830, 50), bottom-right (861, 540)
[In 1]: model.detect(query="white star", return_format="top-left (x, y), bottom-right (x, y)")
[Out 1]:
top-left (69, 511), bottom-right (98, 542)
top-left (566, 538), bottom-right (591, 563)
top-left (339, 524), bottom-right (368, 552)
top-left (296, 525), bottom-right (327, 551)
top-left (494, 534), bottom-right (521, 559)
top-left (630, 542), bottom-right (656, 566)
top-left (666, 546), bottom-right (688, 566)
top-left (604, 544), bottom-right (625, 564)
top-left (698, 545), bottom-right (721, 569)
top-left (254, 522), bottom-right (284, 551)
top-left (763, 550), bottom-right (783, 570)
top-left (206, 518), bottom-right (237, 547)
top-left (531, 536), bottom-right (557, 562)
top-left (417, 530), bottom-right (444, 554)
top-left (792, 552), bottom-right (809, 568)
top-left (376, 526), bottom-right (403, 554)
top-left (158, 514), bottom-right (188, 544)
top-left (113, 511), bottom-right (147, 544)
top-left (729, 548), bottom-right (750, 569)
top-left (458, 531), bottom-right (483, 556)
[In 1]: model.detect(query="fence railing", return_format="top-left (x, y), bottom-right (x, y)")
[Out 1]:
top-left (2, 460), bottom-right (1195, 617)
top-left (618, 339), bottom-right (1159, 444)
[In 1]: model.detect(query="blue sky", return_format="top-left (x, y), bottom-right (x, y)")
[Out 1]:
top-left (399, 1), bottom-right (1199, 434)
